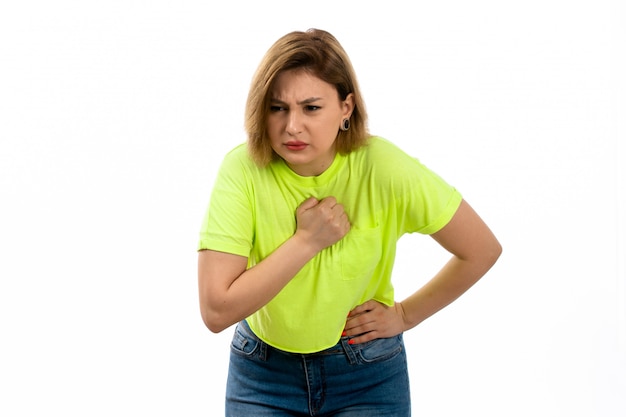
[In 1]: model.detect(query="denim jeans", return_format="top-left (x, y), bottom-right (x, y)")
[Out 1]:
top-left (225, 320), bottom-right (411, 416)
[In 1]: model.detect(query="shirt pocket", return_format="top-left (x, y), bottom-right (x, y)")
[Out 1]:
top-left (340, 225), bottom-right (382, 281)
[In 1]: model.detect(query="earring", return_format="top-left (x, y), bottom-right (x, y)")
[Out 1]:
top-left (340, 118), bottom-right (350, 131)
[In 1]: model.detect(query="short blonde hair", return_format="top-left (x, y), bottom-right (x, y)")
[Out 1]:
top-left (245, 29), bottom-right (370, 166)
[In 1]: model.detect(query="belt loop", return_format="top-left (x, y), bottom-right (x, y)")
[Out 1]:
top-left (258, 338), bottom-right (268, 361)
top-left (340, 338), bottom-right (358, 365)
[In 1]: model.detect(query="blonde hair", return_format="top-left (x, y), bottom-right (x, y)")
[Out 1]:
top-left (245, 29), bottom-right (369, 166)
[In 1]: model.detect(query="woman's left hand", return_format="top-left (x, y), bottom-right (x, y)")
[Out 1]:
top-left (343, 300), bottom-right (407, 344)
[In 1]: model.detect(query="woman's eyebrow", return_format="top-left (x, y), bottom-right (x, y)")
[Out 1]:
top-left (270, 97), bottom-right (323, 105)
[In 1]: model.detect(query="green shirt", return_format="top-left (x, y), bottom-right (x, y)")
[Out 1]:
top-left (198, 136), bottom-right (462, 353)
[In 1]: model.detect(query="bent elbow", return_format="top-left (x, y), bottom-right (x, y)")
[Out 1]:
top-left (201, 309), bottom-right (233, 334)
top-left (206, 323), bottom-right (228, 334)
top-left (492, 238), bottom-right (502, 259)
top-left (486, 238), bottom-right (503, 268)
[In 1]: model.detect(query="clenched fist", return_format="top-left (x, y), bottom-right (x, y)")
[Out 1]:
top-left (294, 196), bottom-right (350, 252)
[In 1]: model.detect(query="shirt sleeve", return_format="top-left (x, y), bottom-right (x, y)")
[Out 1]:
top-left (404, 160), bottom-right (462, 234)
top-left (197, 146), bottom-right (254, 257)
top-left (373, 139), bottom-right (462, 235)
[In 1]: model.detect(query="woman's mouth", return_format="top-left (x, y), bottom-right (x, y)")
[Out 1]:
top-left (285, 141), bottom-right (308, 151)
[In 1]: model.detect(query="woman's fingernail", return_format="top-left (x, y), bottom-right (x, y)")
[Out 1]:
top-left (341, 331), bottom-right (347, 336)
top-left (348, 339), bottom-right (354, 345)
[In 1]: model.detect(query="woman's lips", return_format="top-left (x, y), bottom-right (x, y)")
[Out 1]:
top-left (285, 141), bottom-right (308, 151)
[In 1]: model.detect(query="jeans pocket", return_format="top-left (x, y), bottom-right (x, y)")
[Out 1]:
top-left (355, 334), bottom-right (403, 364)
top-left (230, 322), bottom-right (260, 357)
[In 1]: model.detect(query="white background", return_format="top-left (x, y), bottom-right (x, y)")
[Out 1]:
top-left (1, 1), bottom-right (624, 415)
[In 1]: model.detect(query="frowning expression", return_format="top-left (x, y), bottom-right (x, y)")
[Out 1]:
top-left (267, 69), bottom-right (354, 176)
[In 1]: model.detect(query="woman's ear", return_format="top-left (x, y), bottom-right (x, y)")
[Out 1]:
top-left (342, 93), bottom-right (355, 118)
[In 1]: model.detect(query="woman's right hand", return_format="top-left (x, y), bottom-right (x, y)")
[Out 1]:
top-left (294, 197), bottom-right (351, 251)
top-left (199, 196), bottom-right (350, 333)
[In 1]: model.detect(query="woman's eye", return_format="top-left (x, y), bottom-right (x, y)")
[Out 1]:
top-left (305, 105), bottom-right (320, 111)
top-left (270, 105), bottom-right (286, 112)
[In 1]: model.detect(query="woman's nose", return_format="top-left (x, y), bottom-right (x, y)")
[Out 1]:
top-left (286, 111), bottom-right (302, 135)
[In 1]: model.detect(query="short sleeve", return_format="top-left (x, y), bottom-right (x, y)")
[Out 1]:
top-left (407, 162), bottom-right (462, 234)
top-left (370, 139), bottom-right (462, 235)
top-left (197, 146), bottom-right (254, 257)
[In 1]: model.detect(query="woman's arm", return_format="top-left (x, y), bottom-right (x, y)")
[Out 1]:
top-left (401, 199), bottom-right (502, 326)
top-left (344, 199), bottom-right (502, 343)
top-left (198, 196), bottom-right (350, 333)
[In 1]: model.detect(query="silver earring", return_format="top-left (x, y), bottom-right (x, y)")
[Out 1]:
top-left (340, 118), bottom-right (350, 131)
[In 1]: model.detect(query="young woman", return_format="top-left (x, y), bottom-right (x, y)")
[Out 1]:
top-left (198, 28), bottom-right (502, 416)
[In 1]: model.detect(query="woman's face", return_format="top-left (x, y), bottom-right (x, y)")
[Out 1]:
top-left (267, 69), bottom-right (354, 176)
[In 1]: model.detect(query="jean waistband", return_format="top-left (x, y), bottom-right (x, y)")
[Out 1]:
top-left (240, 320), bottom-right (359, 361)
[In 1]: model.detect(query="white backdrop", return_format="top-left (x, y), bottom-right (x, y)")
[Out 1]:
top-left (1, 1), bottom-right (624, 416)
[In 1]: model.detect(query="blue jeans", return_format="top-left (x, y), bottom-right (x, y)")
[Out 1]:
top-left (225, 320), bottom-right (411, 416)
